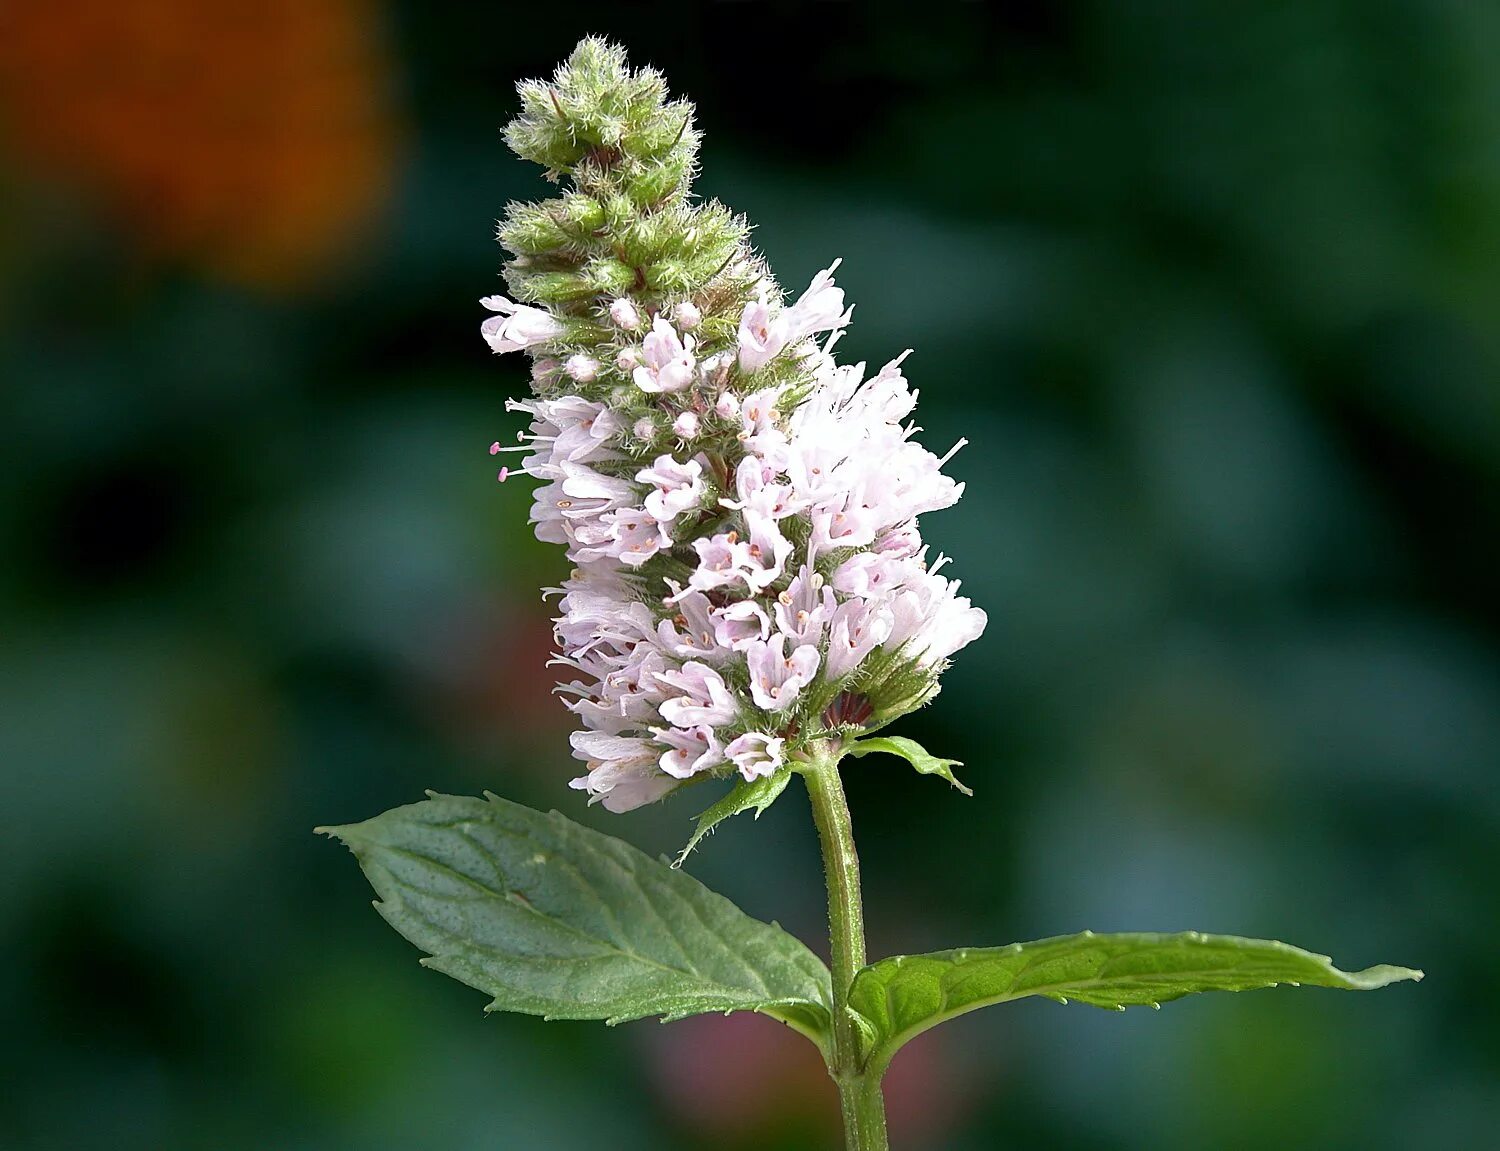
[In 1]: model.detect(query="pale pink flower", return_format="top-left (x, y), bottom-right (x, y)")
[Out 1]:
top-left (687, 533), bottom-right (755, 592)
top-left (746, 635), bottom-right (820, 712)
top-left (633, 317), bottom-right (697, 393)
top-left (609, 297), bottom-right (641, 330)
top-left (637, 454), bottom-right (705, 522)
top-left (783, 259), bottom-right (851, 340)
top-left (881, 567), bottom-right (982, 656)
top-left (874, 525), bottom-right (922, 558)
top-left (741, 510), bottom-right (795, 590)
top-left (564, 353), bottom-right (600, 382)
top-left (604, 507), bottom-right (671, 567)
top-left (725, 732), bottom-right (785, 781)
top-left (656, 662), bottom-right (740, 728)
top-left (481, 295), bottom-right (563, 353)
top-left (825, 598), bottom-right (895, 680)
top-left (569, 760), bottom-right (679, 812)
top-left (832, 552), bottom-right (917, 599)
top-left (738, 388), bottom-right (781, 442)
top-left (712, 600), bottom-right (771, 650)
top-left (774, 567), bottom-right (837, 647)
top-left (736, 291), bottom-right (788, 373)
top-left (656, 589), bottom-right (729, 663)
top-left (652, 724), bottom-right (725, 778)
top-left (735, 262), bottom-right (852, 373)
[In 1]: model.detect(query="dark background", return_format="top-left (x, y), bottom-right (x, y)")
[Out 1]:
top-left (2, 2), bottom-right (1495, 1148)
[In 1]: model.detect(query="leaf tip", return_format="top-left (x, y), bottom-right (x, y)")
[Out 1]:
top-left (1357, 963), bottom-right (1424, 988)
top-left (315, 821), bottom-right (362, 845)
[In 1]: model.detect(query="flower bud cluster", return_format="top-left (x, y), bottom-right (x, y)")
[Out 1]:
top-left (484, 40), bottom-right (985, 811)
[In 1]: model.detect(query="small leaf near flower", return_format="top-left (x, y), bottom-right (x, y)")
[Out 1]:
top-left (848, 930), bottom-right (1423, 1074)
top-left (676, 769), bottom-right (793, 866)
top-left (846, 735), bottom-right (973, 795)
top-left (320, 792), bottom-right (831, 1051)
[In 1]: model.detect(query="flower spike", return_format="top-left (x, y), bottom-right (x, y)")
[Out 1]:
top-left (482, 38), bottom-right (986, 812)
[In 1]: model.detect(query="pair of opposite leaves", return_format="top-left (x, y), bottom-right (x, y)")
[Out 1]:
top-left (321, 780), bottom-right (1420, 1075)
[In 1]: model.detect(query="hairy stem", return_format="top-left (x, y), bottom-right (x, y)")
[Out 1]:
top-left (802, 742), bottom-right (889, 1151)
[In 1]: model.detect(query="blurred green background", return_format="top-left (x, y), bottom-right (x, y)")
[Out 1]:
top-left (2, 2), bottom-right (1495, 1148)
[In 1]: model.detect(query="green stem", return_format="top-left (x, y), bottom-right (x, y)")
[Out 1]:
top-left (802, 742), bottom-right (889, 1151)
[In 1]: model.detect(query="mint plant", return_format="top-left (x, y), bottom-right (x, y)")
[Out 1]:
top-left (322, 39), bottom-right (1421, 1151)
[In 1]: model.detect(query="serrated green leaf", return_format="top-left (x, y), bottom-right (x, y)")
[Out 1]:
top-left (320, 792), bottom-right (831, 1050)
top-left (675, 770), bottom-right (793, 866)
top-left (849, 930), bottom-right (1422, 1072)
top-left (846, 735), bottom-right (972, 795)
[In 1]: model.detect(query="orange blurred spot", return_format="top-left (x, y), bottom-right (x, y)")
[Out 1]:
top-left (0, 0), bottom-right (397, 290)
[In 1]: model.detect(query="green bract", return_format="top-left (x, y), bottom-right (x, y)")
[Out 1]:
top-left (846, 735), bottom-right (973, 795)
top-left (676, 769), bottom-right (794, 866)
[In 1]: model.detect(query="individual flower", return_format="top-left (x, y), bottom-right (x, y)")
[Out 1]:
top-left (633, 317), bottom-right (697, 393)
top-left (637, 455), bottom-right (706, 522)
top-left (736, 292), bottom-right (785, 374)
top-left (609, 297), bottom-right (641, 329)
top-left (736, 261), bottom-right (853, 373)
top-left (653, 725), bottom-right (726, 779)
top-left (714, 600), bottom-right (771, 650)
top-left (564, 353), bottom-right (600, 382)
top-left (746, 635), bottom-right (821, 712)
top-left (482, 295), bottom-right (564, 353)
top-left (725, 733), bottom-right (785, 781)
top-left (657, 662), bottom-right (740, 728)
